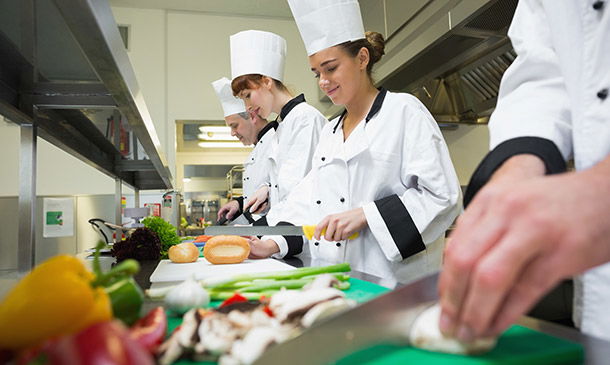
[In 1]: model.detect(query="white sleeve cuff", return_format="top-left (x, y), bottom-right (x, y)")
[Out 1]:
top-left (262, 235), bottom-right (288, 259)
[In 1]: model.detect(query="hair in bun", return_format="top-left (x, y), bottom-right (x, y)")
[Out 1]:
top-left (338, 31), bottom-right (386, 77)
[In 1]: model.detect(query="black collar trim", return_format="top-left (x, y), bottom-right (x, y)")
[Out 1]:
top-left (279, 94), bottom-right (306, 120)
top-left (255, 121), bottom-right (278, 143)
top-left (332, 88), bottom-right (387, 134)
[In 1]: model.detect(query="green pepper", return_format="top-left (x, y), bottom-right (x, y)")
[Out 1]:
top-left (105, 278), bottom-right (144, 326)
top-left (91, 242), bottom-right (144, 325)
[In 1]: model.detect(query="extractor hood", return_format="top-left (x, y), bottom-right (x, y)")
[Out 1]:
top-left (376, 0), bottom-right (519, 124)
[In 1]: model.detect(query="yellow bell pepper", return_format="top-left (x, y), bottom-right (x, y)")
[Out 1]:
top-left (0, 255), bottom-right (112, 350)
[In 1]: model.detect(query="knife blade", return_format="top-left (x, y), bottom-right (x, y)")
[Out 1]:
top-left (204, 225), bottom-right (359, 240)
top-left (252, 272), bottom-right (439, 365)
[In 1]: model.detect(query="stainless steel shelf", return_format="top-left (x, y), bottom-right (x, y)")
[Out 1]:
top-left (0, 0), bottom-right (173, 272)
top-left (0, 0), bottom-right (172, 190)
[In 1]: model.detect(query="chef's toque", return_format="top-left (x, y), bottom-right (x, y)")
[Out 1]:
top-left (287, 0), bottom-right (365, 56)
top-left (230, 30), bottom-right (287, 81)
top-left (211, 77), bottom-right (246, 117)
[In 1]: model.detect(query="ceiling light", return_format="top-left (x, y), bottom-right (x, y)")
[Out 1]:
top-left (199, 126), bottom-right (230, 133)
top-left (197, 132), bottom-right (237, 141)
top-left (198, 141), bottom-right (251, 149)
top-left (182, 177), bottom-right (191, 182)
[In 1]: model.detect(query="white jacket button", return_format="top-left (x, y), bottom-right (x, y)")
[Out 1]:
top-left (597, 88), bottom-right (608, 100)
top-left (314, 241), bottom-right (319, 246)
top-left (593, 1), bottom-right (604, 10)
top-left (336, 242), bottom-right (341, 247)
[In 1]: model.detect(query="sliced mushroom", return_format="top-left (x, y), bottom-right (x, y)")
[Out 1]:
top-left (409, 304), bottom-right (497, 355)
top-left (301, 298), bottom-right (356, 328)
top-left (270, 288), bottom-right (345, 322)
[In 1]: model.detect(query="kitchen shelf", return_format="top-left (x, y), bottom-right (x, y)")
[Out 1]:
top-left (0, 0), bottom-right (173, 272)
top-left (0, 0), bottom-right (172, 190)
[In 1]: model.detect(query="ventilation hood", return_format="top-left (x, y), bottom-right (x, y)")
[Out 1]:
top-left (381, 0), bottom-right (518, 124)
top-left (319, 0), bottom-right (518, 124)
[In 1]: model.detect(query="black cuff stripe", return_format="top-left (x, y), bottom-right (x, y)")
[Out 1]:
top-left (253, 216), bottom-right (268, 226)
top-left (464, 137), bottom-right (567, 207)
top-left (277, 221), bottom-right (303, 258)
top-left (251, 218), bottom-right (303, 257)
top-left (235, 196), bottom-right (244, 214)
top-left (375, 194), bottom-right (425, 259)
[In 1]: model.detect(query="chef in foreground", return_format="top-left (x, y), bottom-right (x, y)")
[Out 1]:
top-left (248, 0), bottom-right (461, 287)
top-left (212, 77), bottom-right (277, 224)
top-left (439, 0), bottom-right (610, 343)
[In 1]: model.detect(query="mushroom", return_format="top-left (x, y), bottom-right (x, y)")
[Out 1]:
top-left (409, 304), bottom-right (497, 355)
top-left (301, 297), bottom-right (356, 328)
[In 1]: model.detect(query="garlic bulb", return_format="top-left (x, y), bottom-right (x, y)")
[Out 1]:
top-left (164, 276), bottom-right (210, 314)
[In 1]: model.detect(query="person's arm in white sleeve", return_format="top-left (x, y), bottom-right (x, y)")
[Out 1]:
top-left (363, 100), bottom-right (461, 262)
top-left (465, 0), bottom-right (570, 204)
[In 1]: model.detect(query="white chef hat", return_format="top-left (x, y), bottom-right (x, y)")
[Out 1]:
top-left (230, 30), bottom-right (287, 82)
top-left (288, 0), bottom-right (365, 56)
top-left (211, 77), bottom-right (246, 117)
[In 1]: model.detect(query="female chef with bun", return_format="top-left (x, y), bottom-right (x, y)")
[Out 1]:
top-left (229, 30), bottom-right (327, 214)
top-left (248, 0), bottom-right (462, 286)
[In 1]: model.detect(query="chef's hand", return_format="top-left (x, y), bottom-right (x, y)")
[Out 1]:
top-left (314, 207), bottom-right (367, 242)
top-left (244, 185), bottom-right (269, 214)
top-left (439, 154), bottom-right (610, 342)
top-left (247, 236), bottom-right (280, 259)
top-left (217, 200), bottom-right (240, 222)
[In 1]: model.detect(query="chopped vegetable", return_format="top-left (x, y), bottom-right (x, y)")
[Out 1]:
top-left (165, 276), bottom-right (210, 314)
top-left (203, 263), bottom-right (351, 289)
top-left (112, 227), bottom-right (161, 262)
top-left (0, 255), bottom-right (112, 350)
top-left (27, 320), bottom-right (154, 365)
top-left (130, 307), bottom-right (168, 353)
top-left (146, 263), bottom-right (352, 300)
top-left (92, 242), bottom-right (144, 326)
top-left (142, 216), bottom-right (182, 259)
top-left (219, 293), bottom-right (249, 308)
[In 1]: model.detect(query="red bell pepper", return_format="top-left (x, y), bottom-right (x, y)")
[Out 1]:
top-left (24, 320), bottom-right (154, 365)
top-left (130, 306), bottom-right (167, 353)
top-left (219, 292), bottom-right (249, 308)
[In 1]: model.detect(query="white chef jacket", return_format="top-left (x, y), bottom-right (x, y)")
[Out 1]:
top-left (242, 122), bottom-right (277, 209)
top-left (265, 89), bottom-right (461, 287)
top-left (485, 0), bottom-right (610, 340)
top-left (266, 94), bottom-right (327, 206)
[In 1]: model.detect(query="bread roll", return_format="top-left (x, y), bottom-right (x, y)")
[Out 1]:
top-left (168, 242), bottom-right (200, 263)
top-left (203, 235), bottom-right (250, 264)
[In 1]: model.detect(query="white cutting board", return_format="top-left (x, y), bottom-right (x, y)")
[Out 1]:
top-left (149, 258), bottom-right (294, 283)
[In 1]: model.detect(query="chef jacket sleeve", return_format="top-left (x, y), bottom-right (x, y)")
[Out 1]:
top-left (263, 170), bottom-right (317, 258)
top-left (277, 109), bottom-right (325, 198)
top-left (465, 0), bottom-right (570, 205)
top-left (363, 97), bottom-right (461, 262)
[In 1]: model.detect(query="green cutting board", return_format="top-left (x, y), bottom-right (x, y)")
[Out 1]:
top-left (166, 278), bottom-right (584, 364)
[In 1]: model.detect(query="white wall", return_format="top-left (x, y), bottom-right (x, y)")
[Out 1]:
top-left (110, 7), bottom-right (330, 190)
top-left (0, 119), bottom-right (121, 197)
top-left (442, 125), bottom-right (490, 186)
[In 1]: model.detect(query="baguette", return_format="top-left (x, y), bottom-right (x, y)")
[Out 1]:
top-left (203, 235), bottom-right (250, 264)
top-left (168, 242), bottom-right (199, 263)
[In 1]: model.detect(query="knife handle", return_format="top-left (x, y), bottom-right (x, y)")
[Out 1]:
top-left (302, 225), bottom-right (359, 241)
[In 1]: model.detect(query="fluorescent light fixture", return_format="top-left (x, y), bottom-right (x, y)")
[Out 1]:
top-left (198, 141), bottom-right (251, 148)
top-left (197, 132), bottom-right (237, 141)
top-left (182, 177), bottom-right (191, 182)
top-left (199, 126), bottom-right (230, 133)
